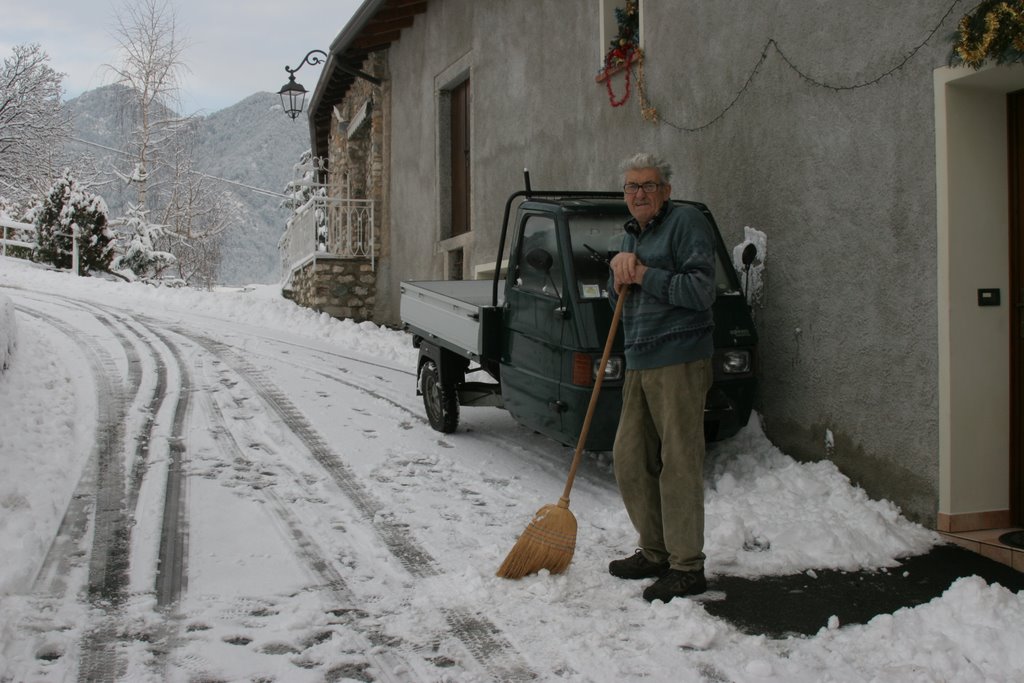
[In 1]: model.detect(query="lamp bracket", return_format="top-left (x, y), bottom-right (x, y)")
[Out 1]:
top-left (285, 49), bottom-right (329, 77)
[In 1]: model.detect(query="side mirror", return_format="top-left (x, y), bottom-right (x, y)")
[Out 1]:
top-left (741, 243), bottom-right (757, 267)
top-left (524, 247), bottom-right (562, 298)
top-left (526, 248), bottom-right (554, 272)
top-left (740, 243), bottom-right (758, 304)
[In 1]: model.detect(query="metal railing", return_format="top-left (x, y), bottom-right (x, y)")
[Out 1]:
top-left (280, 194), bottom-right (375, 283)
top-left (326, 197), bottom-right (374, 263)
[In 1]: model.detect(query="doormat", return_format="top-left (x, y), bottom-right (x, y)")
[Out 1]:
top-left (998, 530), bottom-right (1024, 550)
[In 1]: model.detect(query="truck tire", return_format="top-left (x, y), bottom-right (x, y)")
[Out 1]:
top-left (420, 359), bottom-right (459, 433)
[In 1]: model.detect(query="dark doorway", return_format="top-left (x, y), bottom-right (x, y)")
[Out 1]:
top-left (448, 248), bottom-right (464, 281)
top-left (450, 79), bottom-right (471, 238)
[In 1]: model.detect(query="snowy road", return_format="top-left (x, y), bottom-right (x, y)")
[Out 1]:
top-left (3, 260), bottom-right (1023, 683)
top-left (3, 287), bottom-right (570, 680)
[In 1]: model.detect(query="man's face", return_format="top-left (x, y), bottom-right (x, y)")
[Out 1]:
top-left (624, 168), bottom-right (671, 227)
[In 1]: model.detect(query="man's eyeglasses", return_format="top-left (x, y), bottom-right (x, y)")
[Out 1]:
top-left (623, 182), bottom-right (663, 195)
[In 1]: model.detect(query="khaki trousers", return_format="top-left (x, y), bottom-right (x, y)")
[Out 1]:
top-left (613, 358), bottom-right (712, 571)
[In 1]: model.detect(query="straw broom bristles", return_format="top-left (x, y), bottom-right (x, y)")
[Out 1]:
top-left (496, 288), bottom-right (627, 579)
top-left (495, 497), bottom-right (577, 578)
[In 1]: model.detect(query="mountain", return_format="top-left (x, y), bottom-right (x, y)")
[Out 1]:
top-left (65, 85), bottom-right (310, 285)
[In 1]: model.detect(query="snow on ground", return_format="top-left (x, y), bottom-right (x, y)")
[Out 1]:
top-left (1, 255), bottom-right (1023, 682)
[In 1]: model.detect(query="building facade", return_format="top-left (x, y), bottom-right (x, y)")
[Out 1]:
top-left (297, 0), bottom-right (1024, 533)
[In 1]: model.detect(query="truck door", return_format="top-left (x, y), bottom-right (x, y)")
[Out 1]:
top-left (501, 213), bottom-right (568, 442)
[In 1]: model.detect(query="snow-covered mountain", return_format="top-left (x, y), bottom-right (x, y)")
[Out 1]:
top-left (65, 85), bottom-right (310, 285)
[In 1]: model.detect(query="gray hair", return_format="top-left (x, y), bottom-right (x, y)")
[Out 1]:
top-left (620, 152), bottom-right (673, 184)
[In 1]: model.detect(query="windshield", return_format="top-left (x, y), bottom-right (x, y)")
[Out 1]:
top-left (567, 215), bottom-right (622, 299)
top-left (567, 214), bottom-right (739, 300)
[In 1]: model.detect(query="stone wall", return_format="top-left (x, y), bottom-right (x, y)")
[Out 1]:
top-left (286, 255), bottom-right (375, 321)
top-left (328, 52), bottom-right (387, 233)
top-left (302, 50), bottom-right (388, 323)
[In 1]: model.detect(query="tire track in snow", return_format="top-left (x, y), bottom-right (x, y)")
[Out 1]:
top-left (14, 309), bottom-right (105, 597)
top-left (149, 308), bottom-right (608, 497)
top-left (89, 309), bottom-right (168, 528)
top-left (8, 298), bottom-right (192, 681)
top-left (11, 305), bottom-right (132, 682)
top-left (239, 332), bottom-right (417, 378)
top-left (138, 325), bottom-right (192, 608)
top-left (65, 301), bottom-right (192, 607)
top-left (185, 361), bottom-right (437, 682)
top-left (85, 309), bottom-right (188, 682)
top-left (179, 329), bottom-right (538, 682)
top-left (242, 332), bottom-right (606, 483)
top-left (241, 330), bottom-right (617, 493)
top-left (103, 310), bottom-right (523, 680)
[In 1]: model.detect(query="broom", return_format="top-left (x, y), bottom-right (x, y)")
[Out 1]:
top-left (496, 287), bottom-right (627, 578)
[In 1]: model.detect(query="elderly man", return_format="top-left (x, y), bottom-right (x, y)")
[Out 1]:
top-left (607, 152), bottom-right (716, 602)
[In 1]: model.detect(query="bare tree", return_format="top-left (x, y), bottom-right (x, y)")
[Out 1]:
top-left (106, 0), bottom-right (190, 211)
top-left (104, 0), bottom-right (227, 285)
top-left (154, 122), bottom-right (231, 286)
top-left (0, 44), bottom-right (71, 202)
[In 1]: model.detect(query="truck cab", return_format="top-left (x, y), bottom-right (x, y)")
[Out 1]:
top-left (402, 191), bottom-right (757, 450)
top-left (499, 197), bottom-right (756, 449)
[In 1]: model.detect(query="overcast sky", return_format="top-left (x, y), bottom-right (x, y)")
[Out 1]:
top-left (0, 0), bottom-right (366, 114)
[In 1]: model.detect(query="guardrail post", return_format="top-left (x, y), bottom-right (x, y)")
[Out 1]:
top-left (72, 224), bottom-right (80, 276)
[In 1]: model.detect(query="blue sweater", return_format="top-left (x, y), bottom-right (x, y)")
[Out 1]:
top-left (608, 202), bottom-right (716, 370)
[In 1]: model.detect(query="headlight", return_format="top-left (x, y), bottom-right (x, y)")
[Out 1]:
top-left (594, 356), bottom-right (624, 381)
top-left (720, 350), bottom-right (751, 374)
top-left (572, 353), bottom-right (625, 385)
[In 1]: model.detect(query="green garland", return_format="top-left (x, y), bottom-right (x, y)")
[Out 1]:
top-left (605, 1), bottom-right (639, 69)
top-left (951, 0), bottom-right (1024, 69)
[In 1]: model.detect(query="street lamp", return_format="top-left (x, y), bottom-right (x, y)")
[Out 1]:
top-left (278, 49), bottom-right (328, 120)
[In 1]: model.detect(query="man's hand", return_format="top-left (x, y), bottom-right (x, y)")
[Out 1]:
top-left (610, 252), bottom-right (647, 287)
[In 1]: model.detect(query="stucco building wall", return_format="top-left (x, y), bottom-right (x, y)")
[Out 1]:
top-left (378, 0), bottom-right (959, 523)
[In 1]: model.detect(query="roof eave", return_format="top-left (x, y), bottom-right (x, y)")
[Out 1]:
top-left (306, 0), bottom-right (391, 157)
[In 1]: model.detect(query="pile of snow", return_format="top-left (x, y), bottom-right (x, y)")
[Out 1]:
top-left (704, 414), bottom-right (938, 577)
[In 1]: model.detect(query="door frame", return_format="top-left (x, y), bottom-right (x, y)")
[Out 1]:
top-left (934, 65), bottom-right (1024, 532)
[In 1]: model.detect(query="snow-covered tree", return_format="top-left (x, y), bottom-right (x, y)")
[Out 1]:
top-left (32, 170), bottom-right (114, 275)
top-left (106, 0), bottom-right (190, 213)
top-left (281, 150), bottom-right (328, 251)
top-left (281, 150), bottom-right (324, 211)
top-left (0, 44), bottom-right (71, 203)
top-left (103, 0), bottom-right (231, 288)
top-left (111, 203), bottom-right (176, 279)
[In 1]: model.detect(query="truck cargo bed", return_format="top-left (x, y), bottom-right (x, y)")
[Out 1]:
top-left (400, 280), bottom-right (504, 359)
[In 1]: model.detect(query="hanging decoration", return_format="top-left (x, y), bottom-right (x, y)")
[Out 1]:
top-left (951, 0), bottom-right (1024, 69)
top-left (601, 1), bottom-right (641, 107)
top-left (635, 53), bottom-right (659, 122)
top-left (604, 50), bottom-right (639, 107)
top-left (605, 1), bottom-right (639, 69)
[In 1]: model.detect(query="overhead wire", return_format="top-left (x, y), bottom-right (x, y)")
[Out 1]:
top-left (69, 136), bottom-right (290, 199)
top-left (633, 0), bottom-right (966, 133)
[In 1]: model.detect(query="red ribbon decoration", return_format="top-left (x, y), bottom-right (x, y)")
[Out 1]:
top-left (603, 48), bottom-right (636, 107)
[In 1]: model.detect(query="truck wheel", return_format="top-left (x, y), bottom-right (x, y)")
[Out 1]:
top-left (420, 359), bottom-right (459, 433)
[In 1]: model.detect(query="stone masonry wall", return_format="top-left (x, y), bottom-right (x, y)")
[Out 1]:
top-left (288, 256), bottom-right (375, 321)
top-left (305, 50), bottom-right (387, 323)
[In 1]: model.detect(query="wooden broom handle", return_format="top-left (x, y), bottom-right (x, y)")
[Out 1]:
top-left (560, 286), bottom-right (628, 503)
